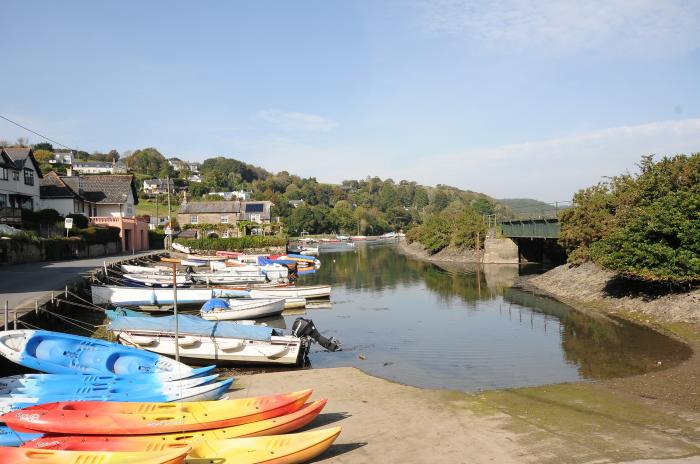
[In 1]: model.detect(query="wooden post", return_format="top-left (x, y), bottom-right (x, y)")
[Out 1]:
top-left (161, 257), bottom-right (180, 363)
top-left (12, 311), bottom-right (17, 330)
top-left (35, 300), bottom-right (39, 316)
top-left (4, 301), bottom-right (8, 330)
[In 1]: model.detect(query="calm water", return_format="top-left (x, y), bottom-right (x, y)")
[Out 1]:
top-left (279, 243), bottom-right (691, 392)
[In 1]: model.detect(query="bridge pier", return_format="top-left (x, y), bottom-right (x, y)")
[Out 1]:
top-left (483, 237), bottom-right (519, 264)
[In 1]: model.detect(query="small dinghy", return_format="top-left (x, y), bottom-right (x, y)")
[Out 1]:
top-left (91, 285), bottom-right (249, 306)
top-left (0, 330), bottom-right (196, 376)
top-left (109, 314), bottom-right (307, 366)
top-left (122, 273), bottom-right (192, 287)
top-left (1, 389), bottom-right (312, 435)
top-left (200, 298), bottom-right (285, 321)
top-left (249, 284), bottom-right (331, 300)
top-left (191, 273), bottom-right (267, 285)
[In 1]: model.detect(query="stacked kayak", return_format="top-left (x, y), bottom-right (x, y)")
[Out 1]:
top-left (0, 447), bottom-right (190, 463)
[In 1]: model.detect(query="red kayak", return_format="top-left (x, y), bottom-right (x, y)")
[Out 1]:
top-left (2, 390), bottom-right (312, 435)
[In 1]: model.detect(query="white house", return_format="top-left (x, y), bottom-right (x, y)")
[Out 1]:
top-left (0, 148), bottom-right (43, 221)
top-left (142, 178), bottom-right (174, 196)
top-left (211, 190), bottom-right (251, 201)
top-left (71, 161), bottom-right (127, 175)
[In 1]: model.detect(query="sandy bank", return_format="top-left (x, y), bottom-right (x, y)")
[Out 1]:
top-left (228, 366), bottom-right (700, 463)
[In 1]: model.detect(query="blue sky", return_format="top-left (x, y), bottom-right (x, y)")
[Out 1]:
top-left (2, 1), bottom-right (700, 201)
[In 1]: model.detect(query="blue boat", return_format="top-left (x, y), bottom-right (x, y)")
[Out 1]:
top-left (0, 426), bottom-right (42, 447)
top-left (0, 329), bottom-right (197, 375)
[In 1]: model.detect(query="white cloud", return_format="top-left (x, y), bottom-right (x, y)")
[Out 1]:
top-left (256, 110), bottom-right (337, 132)
top-left (393, 118), bottom-right (700, 200)
top-left (419, 0), bottom-right (700, 55)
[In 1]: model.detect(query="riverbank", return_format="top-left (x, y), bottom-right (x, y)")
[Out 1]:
top-left (397, 239), bottom-right (480, 263)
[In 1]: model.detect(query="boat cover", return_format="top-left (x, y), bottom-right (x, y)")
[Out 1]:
top-left (200, 298), bottom-right (229, 313)
top-left (109, 315), bottom-right (273, 341)
top-left (258, 257), bottom-right (296, 266)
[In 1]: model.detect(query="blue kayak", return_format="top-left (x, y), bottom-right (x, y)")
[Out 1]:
top-left (0, 377), bottom-right (233, 415)
top-left (0, 329), bottom-right (198, 375)
top-left (0, 426), bottom-right (41, 447)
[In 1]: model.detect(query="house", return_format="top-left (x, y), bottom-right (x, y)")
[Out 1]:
top-left (39, 171), bottom-right (94, 217)
top-left (168, 158), bottom-right (188, 171)
top-left (177, 200), bottom-right (274, 237)
top-left (48, 151), bottom-right (73, 165)
top-left (40, 173), bottom-right (149, 251)
top-left (187, 173), bottom-right (202, 183)
top-left (211, 190), bottom-right (251, 201)
top-left (71, 161), bottom-right (127, 175)
top-left (288, 199), bottom-right (304, 208)
top-left (142, 178), bottom-right (174, 196)
top-left (0, 147), bottom-right (43, 224)
top-left (187, 162), bottom-right (201, 173)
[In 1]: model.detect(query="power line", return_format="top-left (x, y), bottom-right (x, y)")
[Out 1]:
top-left (0, 113), bottom-right (74, 151)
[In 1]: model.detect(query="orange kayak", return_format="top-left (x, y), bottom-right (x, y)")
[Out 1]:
top-left (2, 390), bottom-right (312, 435)
top-left (0, 446), bottom-right (189, 464)
top-left (21, 399), bottom-right (327, 450)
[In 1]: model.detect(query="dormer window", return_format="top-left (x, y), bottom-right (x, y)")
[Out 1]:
top-left (23, 168), bottom-right (34, 186)
top-left (1, 168), bottom-right (7, 180)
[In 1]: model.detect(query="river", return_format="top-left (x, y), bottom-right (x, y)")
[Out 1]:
top-left (280, 242), bottom-right (691, 392)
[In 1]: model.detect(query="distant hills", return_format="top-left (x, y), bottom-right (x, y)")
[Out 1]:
top-left (498, 198), bottom-right (559, 218)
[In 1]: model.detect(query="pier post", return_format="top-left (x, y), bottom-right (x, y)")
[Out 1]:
top-left (12, 311), bottom-right (17, 330)
top-left (35, 300), bottom-right (38, 316)
top-left (3, 301), bottom-right (7, 330)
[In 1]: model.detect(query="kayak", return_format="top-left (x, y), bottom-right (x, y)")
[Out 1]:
top-left (0, 426), bottom-right (42, 447)
top-left (22, 399), bottom-right (327, 449)
top-left (0, 378), bottom-right (233, 415)
top-left (0, 330), bottom-right (195, 376)
top-left (0, 446), bottom-right (189, 464)
top-left (0, 366), bottom-right (215, 390)
top-left (0, 374), bottom-right (218, 396)
top-left (18, 427), bottom-right (341, 464)
top-left (2, 389), bottom-right (312, 434)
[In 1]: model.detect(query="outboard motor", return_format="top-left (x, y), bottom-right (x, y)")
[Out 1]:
top-left (292, 317), bottom-right (341, 352)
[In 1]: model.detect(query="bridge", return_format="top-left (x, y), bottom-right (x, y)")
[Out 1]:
top-left (499, 218), bottom-right (560, 239)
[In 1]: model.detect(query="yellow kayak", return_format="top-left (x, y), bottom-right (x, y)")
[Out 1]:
top-left (186, 427), bottom-right (341, 463)
top-left (0, 446), bottom-right (189, 464)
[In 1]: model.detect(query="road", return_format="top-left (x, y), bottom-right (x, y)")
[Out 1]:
top-left (0, 251), bottom-right (161, 324)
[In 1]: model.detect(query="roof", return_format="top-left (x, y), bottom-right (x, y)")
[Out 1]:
top-left (179, 201), bottom-right (241, 214)
top-left (2, 147), bottom-right (43, 178)
top-left (66, 174), bottom-right (138, 205)
top-left (40, 171), bottom-right (79, 199)
top-left (0, 149), bottom-right (15, 169)
top-left (245, 203), bottom-right (264, 213)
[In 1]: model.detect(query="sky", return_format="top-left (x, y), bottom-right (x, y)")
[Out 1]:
top-left (2, 0), bottom-right (700, 202)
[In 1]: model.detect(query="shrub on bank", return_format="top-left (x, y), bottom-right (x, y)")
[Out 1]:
top-left (560, 154), bottom-right (700, 284)
top-left (405, 205), bottom-right (486, 255)
top-left (175, 235), bottom-right (287, 252)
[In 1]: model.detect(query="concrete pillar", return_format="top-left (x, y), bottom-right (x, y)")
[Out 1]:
top-left (483, 237), bottom-right (519, 264)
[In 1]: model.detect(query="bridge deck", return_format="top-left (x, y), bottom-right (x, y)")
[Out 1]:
top-left (500, 218), bottom-right (560, 239)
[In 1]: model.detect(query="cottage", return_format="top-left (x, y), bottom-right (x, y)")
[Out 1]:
top-left (39, 171), bottom-right (94, 217)
top-left (142, 178), bottom-right (174, 196)
top-left (71, 161), bottom-right (127, 175)
top-left (177, 200), bottom-right (274, 237)
top-left (0, 147), bottom-right (43, 224)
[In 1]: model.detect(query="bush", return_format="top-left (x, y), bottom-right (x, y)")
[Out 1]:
top-left (148, 230), bottom-right (166, 249)
top-left (66, 213), bottom-right (89, 229)
top-left (76, 226), bottom-right (121, 245)
top-left (561, 154), bottom-right (700, 283)
top-left (176, 235), bottom-right (287, 252)
top-left (405, 205), bottom-right (486, 255)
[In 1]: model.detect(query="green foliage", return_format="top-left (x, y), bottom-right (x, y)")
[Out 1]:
top-left (66, 213), bottom-right (89, 229)
top-left (176, 235), bottom-right (287, 252)
top-left (407, 204), bottom-right (486, 254)
top-left (561, 153), bottom-right (700, 283)
top-left (123, 148), bottom-right (167, 176)
top-left (76, 226), bottom-right (121, 244)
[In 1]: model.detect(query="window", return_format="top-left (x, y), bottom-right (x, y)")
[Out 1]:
top-left (126, 204), bottom-right (134, 216)
top-left (0, 194), bottom-right (6, 208)
top-left (220, 215), bottom-right (229, 224)
top-left (190, 215), bottom-right (198, 224)
top-left (222, 229), bottom-right (230, 238)
top-left (1, 168), bottom-right (7, 180)
top-left (13, 170), bottom-right (19, 181)
top-left (23, 168), bottom-right (34, 186)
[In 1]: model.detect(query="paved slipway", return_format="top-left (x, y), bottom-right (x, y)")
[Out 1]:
top-left (0, 251), bottom-right (158, 311)
top-left (231, 367), bottom-right (700, 463)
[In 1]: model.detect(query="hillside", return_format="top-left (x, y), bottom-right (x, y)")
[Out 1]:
top-left (499, 198), bottom-right (558, 218)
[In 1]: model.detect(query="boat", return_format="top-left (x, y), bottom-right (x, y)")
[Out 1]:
top-left (200, 298), bottom-right (285, 321)
top-left (0, 330), bottom-right (197, 376)
top-left (91, 285), bottom-right (249, 306)
top-left (190, 273), bottom-right (267, 285)
top-left (109, 315), bottom-right (307, 366)
top-left (0, 447), bottom-right (190, 464)
top-left (123, 273), bottom-right (192, 287)
top-left (18, 427), bottom-right (341, 464)
top-left (179, 258), bottom-right (207, 267)
top-left (215, 250), bottom-right (242, 258)
top-left (121, 264), bottom-right (171, 274)
top-left (250, 285), bottom-right (331, 300)
top-left (0, 378), bottom-right (233, 415)
top-left (171, 242), bottom-right (191, 254)
top-left (0, 374), bottom-right (217, 396)
top-left (1, 390), bottom-right (312, 434)
top-left (0, 366), bottom-right (215, 389)
top-left (21, 399), bottom-right (327, 448)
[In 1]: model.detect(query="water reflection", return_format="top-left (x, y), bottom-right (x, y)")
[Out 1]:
top-left (290, 244), bottom-right (691, 391)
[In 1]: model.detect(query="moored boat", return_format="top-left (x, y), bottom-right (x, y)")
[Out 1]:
top-left (249, 285), bottom-right (331, 300)
top-left (91, 285), bottom-right (249, 306)
top-left (200, 298), bottom-right (285, 321)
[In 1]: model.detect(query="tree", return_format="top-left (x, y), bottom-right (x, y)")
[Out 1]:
top-left (123, 148), bottom-right (167, 175)
top-left (33, 142), bottom-right (54, 151)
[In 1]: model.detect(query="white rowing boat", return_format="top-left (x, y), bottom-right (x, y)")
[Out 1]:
top-left (249, 285), bottom-right (331, 300)
top-left (200, 298), bottom-right (285, 321)
top-left (91, 285), bottom-right (249, 306)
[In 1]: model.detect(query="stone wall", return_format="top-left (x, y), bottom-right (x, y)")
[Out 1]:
top-left (0, 238), bottom-right (121, 265)
top-left (482, 237), bottom-right (519, 264)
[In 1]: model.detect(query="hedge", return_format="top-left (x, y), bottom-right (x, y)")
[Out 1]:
top-left (175, 235), bottom-right (287, 252)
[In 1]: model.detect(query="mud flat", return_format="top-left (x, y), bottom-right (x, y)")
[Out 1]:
top-left (228, 365), bottom-right (700, 463)
top-left (397, 239), bottom-right (480, 264)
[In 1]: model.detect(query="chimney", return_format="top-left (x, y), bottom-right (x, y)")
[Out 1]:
top-left (67, 166), bottom-right (72, 176)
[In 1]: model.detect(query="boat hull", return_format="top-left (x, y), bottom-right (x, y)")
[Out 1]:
top-left (201, 298), bottom-right (285, 321)
top-left (249, 285), bottom-right (331, 300)
top-left (91, 285), bottom-right (249, 306)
